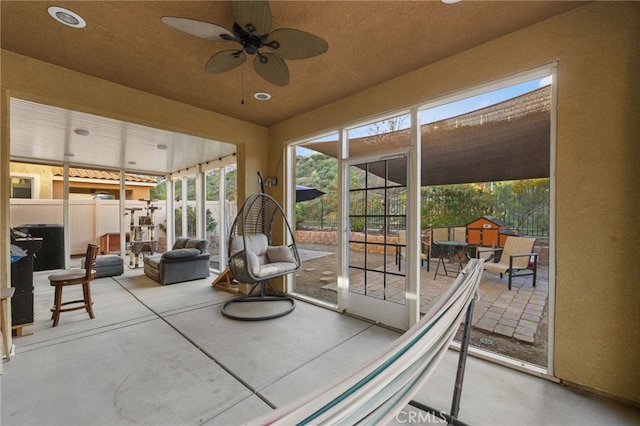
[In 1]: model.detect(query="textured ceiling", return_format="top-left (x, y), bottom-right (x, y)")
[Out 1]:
top-left (1, 1), bottom-right (583, 128)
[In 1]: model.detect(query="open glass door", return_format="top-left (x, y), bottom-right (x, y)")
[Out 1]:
top-left (345, 154), bottom-right (409, 330)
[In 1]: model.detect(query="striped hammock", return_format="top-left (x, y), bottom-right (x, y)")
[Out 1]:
top-left (251, 258), bottom-right (485, 426)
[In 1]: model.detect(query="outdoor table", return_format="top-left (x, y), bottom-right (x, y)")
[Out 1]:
top-left (433, 240), bottom-right (468, 279)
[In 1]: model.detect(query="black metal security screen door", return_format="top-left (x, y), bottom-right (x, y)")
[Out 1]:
top-left (346, 155), bottom-right (408, 329)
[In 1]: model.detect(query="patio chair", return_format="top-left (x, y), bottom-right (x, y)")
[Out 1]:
top-left (222, 193), bottom-right (301, 320)
top-left (48, 244), bottom-right (100, 327)
top-left (397, 230), bottom-right (430, 271)
top-left (478, 236), bottom-right (538, 290)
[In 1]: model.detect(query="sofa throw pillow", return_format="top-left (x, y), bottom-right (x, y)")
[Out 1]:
top-left (173, 237), bottom-right (190, 249)
top-left (185, 239), bottom-right (209, 253)
top-left (245, 234), bottom-right (268, 256)
top-left (267, 245), bottom-right (297, 264)
top-left (162, 248), bottom-right (201, 259)
top-left (247, 251), bottom-right (262, 276)
top-left (230, 236), bottom-right (244, 257)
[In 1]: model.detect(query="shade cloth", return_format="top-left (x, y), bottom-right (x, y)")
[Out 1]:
top-left (303, 86), bottom-right (550, 186)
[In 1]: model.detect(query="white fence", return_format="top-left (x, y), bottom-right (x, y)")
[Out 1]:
top-left (10, 199), bottom-right (226, 255)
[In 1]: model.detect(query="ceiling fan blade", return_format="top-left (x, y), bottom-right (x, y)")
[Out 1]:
top-left (232, 0), bottom-right (271, 36)
top-left (161, 17), bottom-right (235, 42)
top-left (253, 53), bottom-right (290, 87)
top-left (266, 28), bottom-right (328, 60)
top-left (205, 50), bottom-right (246, 74)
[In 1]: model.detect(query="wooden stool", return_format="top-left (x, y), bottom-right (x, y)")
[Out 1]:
top-left (48, 244), bottom-right (99, 327)
top-left (1, 287), bottom-right (15, 361)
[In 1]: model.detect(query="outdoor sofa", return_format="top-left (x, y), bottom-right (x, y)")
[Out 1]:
top-left (143, 237), bottom-right (210, 285)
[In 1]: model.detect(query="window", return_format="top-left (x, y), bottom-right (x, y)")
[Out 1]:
top-left (10, 175), bottom-right (35, 199)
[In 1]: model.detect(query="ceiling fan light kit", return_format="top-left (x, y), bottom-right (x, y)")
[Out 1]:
top-left (162, 0), bottom-right (327, 87)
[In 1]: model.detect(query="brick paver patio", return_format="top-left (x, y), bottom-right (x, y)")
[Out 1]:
top-left (300, 247), bottom-right (548, 344)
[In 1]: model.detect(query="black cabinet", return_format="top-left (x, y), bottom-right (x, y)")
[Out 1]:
top-left (10, 238), bottom-right (42, 332)
top-left (16, 224), bottom-right (64, 271)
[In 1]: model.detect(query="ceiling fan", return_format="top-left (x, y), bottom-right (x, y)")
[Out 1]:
top-left (162, 0), bottom-right (328, 87)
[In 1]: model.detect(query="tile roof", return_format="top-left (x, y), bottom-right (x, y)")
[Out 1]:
top-left (51, 167), bottom-right (158, 184)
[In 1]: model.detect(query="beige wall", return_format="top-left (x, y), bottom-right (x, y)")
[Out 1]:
top-left (9, 162), bottom-right (55, 199)
top-left (1, 2), bottom-right (638, 404)
top-left (269, 3), bottom-right (640, 404)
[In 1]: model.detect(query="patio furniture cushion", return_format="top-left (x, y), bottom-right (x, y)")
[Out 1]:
top-left (185, 239), bottom-right (209, 253)
top-left (230, 234), bottom-right (298, 279)
top-left (267, 245), bottom-right (297, 264)
top-left (162, 248), bottom-right (201, 259)
top-left (173, 237), bottom-right (190, 249)
top-left (480, 236), bottom-right (538, 290)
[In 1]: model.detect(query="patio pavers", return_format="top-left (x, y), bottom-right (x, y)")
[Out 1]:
top-left (303, 247), bottom-right (548, 344)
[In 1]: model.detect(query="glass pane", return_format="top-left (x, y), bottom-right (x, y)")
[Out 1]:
top-left (205, 169), bottom-right (221, 270)
top-left (418, 76), bottom-right (552, 368)
top-left (223, 164), bottom-right (237, 251)
top-left (292, 136), bottom-right (339, 305)
top-left (10, 177), bottom-right (33, 198)
top-left (173, 178), bottom-right (183, 241)
top-left (348, 113), bottom-right (411, 157)
top-left (186, 175), bottom-right (196, 237)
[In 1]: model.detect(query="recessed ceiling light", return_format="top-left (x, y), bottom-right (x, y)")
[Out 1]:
top-left (441, 0), bottom-right (461, 4)
top-left (63, 152), bottom-right (75, 158)
top-left (74, 128), bottom-right (90, 136)
top-left (48, 6), bottom-right (86, 28)
top-left (157, 144), bottom-right (168, 150)
top-left (253, 92), bottom-right (271, 101)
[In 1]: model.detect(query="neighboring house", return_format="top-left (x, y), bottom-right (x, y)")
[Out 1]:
top-left (10, 162), bottom-right (158, 200)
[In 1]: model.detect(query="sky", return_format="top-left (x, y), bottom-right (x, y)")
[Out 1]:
top-left (420, 76), bottom-right (551, 124)
top-left (297, 75), bottom-right (551, 156)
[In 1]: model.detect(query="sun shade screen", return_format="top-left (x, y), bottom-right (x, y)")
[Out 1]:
top-left (304, 86), bottom-right (550, 186)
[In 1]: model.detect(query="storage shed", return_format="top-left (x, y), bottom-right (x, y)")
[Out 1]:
top-left (466, 216), bottom-right (509, 248)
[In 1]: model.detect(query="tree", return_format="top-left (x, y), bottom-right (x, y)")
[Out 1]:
top-left (493, 179), bottom-right (549, 233)
top-left (159, 206), bottom-right (217, 237)
top-left (421, 184), bottom-right (494, 229)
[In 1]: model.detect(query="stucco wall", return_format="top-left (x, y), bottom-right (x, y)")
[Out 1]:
top-left (269, 2), bottom-right (640, 404)
top-left (9, 162), bottom-right (55, 198)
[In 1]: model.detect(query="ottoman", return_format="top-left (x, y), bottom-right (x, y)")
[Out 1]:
top-left (82, 254), bottom-right (124, 278)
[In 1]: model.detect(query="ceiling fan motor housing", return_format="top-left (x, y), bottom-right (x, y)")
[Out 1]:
top-left (232, 22), bottom-right (279, 56)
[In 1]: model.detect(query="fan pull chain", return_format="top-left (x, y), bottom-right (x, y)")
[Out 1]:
top-left (241, 65), bottom-right (245, 105)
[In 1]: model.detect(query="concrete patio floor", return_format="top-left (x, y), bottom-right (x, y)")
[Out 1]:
top-left (2, 264), bottom-right (638, 425)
